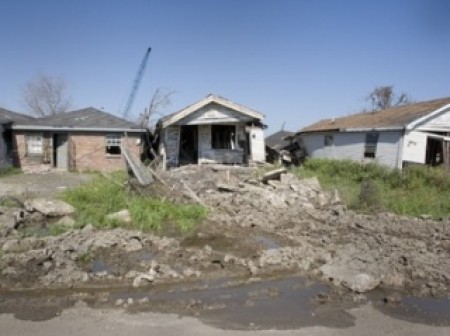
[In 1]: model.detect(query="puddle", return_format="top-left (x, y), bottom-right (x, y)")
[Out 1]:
top-left (113, 276), bottom-right (356, 330)
top-left (90, 260), bottom-right (112, 273)
top-left (376, 295), bottom-right (450, 326)
top-left (254, 236), bottom-right (279, 250)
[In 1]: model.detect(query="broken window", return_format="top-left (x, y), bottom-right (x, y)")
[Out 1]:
top-left (25, 134), bottom-right (43, 156)
top-left (211, 125), bottom-right (236, 150)
top-left (324, 134), bottom-right (334, 147)
top-left (364, 133), bottom-right (379, 158)
top-left (105, 134), bottom-right (121, 155)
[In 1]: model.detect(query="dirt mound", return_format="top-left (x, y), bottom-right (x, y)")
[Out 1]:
top-left (1, 165), bottom-right (449, 298)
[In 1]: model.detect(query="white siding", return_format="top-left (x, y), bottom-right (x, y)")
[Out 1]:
top-left (301, 131), bottom-right (402, 168)
top-left (402, 131), bottom-right (427, 164)
top-left (175, 103), bottom-right (254, 125)
top-left (165, 126), bottom-right (180, 167)
top-left (414, 108), bottom-right (450, 132)
top-left (249, 127), bottom-right (265, 162)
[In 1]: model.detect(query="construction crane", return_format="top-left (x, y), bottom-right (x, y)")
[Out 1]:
top-left (121, 47), bottom-right (152, 119)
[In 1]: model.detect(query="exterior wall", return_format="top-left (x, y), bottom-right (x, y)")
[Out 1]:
top-left (13, 131), bottom-right (142, 172)
top-left (174, 103), bottom-right (254, 125)
top-left (13, 131), bottom-right (48, 168)
top-left (248, 126), bottom-right (265, 162)
top-left (0, 124), bottom-right (10, 169)
top-left (197, 124), bottom-right (244, 164)
top-left (70, 132), bottom-right (141, 172)
top-left (414, 107), bottom-right (450, 132)
top-left (163, 126), bottom-right (180, 167)
top-left (402, 130), bottom-right (427, 164)
top-left (301, 130), bottom-right (402, 168)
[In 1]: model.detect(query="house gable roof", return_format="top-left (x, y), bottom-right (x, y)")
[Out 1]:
top-left (158, 94), bottom-right (264, 128)
top-left (265, 130), bottom-right (294, 150)
top-left (299, 97), bottom-right (450, 134)
top-left (12, 107), bottom-right (145, 132)
top-left (0, 108), bottom-right (35, 124)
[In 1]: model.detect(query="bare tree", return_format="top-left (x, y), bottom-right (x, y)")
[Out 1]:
top-left (23, 74), bottom-right (71, 116)
top-left (138, 88), bottom-right (175, 128)
top-left (366, 86), bottom-right (410, 111)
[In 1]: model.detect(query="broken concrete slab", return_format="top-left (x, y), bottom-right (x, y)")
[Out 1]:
top-left (24, 198), bottom-right (75, 217)
top-left (261, 168), bottom-right (287, 183)
top-left (106, 209), bottom-right (132, 224)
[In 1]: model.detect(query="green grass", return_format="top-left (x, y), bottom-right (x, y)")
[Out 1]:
top-left (60, 172), bottom-right (208, 233)
top-left (293, 158), bottom-right (450, 219)
top-left (0, 166), bottom-right (21, 178)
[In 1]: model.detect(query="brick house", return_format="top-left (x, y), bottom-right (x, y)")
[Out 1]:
top-left (0, 108), bottom-right (35, 170)
top-left (11, 107), bottom-right (146, 172)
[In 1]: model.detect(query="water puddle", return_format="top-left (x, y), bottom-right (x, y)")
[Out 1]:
top-left (376, 295), bottom-right (450, 326)
top-left (112, 276), bottom-right (355, 330)
top-left (90, 260), bottom-right (113, 273)
top-left (254, 235), bottom-right (280, 250)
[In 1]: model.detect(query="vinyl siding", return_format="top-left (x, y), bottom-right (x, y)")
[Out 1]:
top-left (301, 131), bottom-right (402, 168)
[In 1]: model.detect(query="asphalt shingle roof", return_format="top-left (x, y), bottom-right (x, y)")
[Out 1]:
top-left (16, 107), bottom-right (143, 130)
top-left (265, 130), bottom-right (294, 150)
top-left (300, 97), bottom-right (450, 133)
top-left (0, 108), bottom-right (35, 124)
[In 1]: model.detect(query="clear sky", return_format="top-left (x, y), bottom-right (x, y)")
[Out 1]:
top-left (1, 0), bottom-right (449, 133)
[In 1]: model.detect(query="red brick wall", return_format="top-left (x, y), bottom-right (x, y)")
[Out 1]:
top-left (13, 131), bottom-right (143, 172)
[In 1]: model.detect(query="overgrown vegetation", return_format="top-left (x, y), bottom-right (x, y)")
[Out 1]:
top-left (294, 158), bottom-right (450, 218)
top-left (61, 172), bottom-right (208, 233)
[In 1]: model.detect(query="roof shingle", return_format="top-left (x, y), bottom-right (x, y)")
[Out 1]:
top-left (300, 97), bottom-right (450, 133)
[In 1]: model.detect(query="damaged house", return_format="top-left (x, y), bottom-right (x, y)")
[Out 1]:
top-left (0, 108), bottom-right (35, 169)
top-left (10, 107), bottom-right (146, 172)
top-left (296, 97), bottom-right (450, 168)
top-left (155, 95), bottom-right (265, 168)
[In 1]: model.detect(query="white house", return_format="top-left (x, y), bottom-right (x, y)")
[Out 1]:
top-left (296, 97), bottom-right (450, 168)
top-left (155, 94), bottom-right (266, 169)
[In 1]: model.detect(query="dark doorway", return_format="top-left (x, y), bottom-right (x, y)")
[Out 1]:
top-left (425, 137), bottom-right (443, 166)
top-left (179, 125), bottom-right (198, 165)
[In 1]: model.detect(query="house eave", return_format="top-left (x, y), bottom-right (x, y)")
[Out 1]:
top-left (161, 95), bottom-right (264, 129)
top-left (297, 126), bottom-right (404, 135)
top-left (12, 125), bottom-right (146, 133)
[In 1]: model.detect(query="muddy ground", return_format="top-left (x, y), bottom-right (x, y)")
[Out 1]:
top-left (0, 166), bottom-right (449, 329)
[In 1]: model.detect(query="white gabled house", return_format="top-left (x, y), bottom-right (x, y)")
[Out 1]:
top-left (155, 94), bottom-right (266, 169)
top-left (295, 97), bottom-right (450, 168)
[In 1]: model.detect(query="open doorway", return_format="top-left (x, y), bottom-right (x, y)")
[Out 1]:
top-left (425, 137), bottom-right (444, 166)
top-left (179, 125), bottom-right (198, 165)
top-left (53, 133), bottom-right (69, 169)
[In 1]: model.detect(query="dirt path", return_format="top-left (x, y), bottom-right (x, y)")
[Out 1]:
top-left (1, 302), bottom-right (449, 336)
top-left (0, 172), bottom-right (93, 199)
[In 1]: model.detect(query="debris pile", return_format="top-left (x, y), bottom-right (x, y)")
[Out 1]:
top-left (0, 165), bottom-right (449, 298)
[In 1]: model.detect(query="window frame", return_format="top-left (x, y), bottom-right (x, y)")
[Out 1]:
top-left (364, 132), bottom-right (379, 158)
top-left (324, 134), bottom-right (334, 147)
top-left (105, 134), bottom-right (122, 156)
top-left (211, 125), bottom-right (237, 150)
top-left (25, 133), bottom-right (43, 156)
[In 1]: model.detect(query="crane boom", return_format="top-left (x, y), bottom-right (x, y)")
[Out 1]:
top-left (122, 47), bottom-right (152, 119)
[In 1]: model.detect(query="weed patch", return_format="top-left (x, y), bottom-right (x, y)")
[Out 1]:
top-left (294, 159), bottom-right (450, 218)
top-left (61, 172), bottom-right (208, 233)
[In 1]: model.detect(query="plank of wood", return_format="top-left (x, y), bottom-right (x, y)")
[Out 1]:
top-left (121, 146), bottom-right (153, 186)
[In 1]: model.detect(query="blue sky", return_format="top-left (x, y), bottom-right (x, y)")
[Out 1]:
top-left (0, 0), bottom-right (449, 133)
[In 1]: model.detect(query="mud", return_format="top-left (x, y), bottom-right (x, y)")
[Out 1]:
top-left (0, 166), bottom-right (449, 329)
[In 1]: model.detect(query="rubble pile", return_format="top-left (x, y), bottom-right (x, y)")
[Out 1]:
top-left (0, 165), bottom-right (449, 298)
